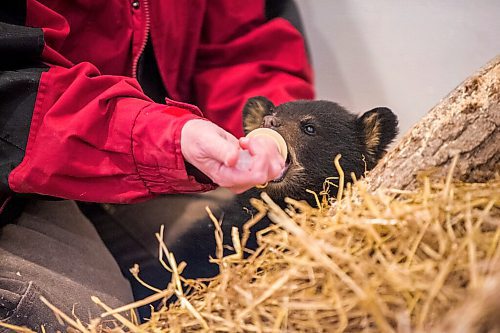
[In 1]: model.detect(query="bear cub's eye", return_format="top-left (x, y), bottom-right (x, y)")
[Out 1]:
top-left (302, 124), bottom-right (316, 135)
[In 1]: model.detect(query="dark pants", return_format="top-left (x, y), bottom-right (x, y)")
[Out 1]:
top-left (0, 189), bottom-right (233, 332)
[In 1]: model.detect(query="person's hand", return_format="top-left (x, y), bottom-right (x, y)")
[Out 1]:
top-left (180, 119), bottom-right (285, 193)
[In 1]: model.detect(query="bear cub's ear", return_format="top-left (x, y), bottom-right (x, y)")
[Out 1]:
top-left (243, 96), bottom-right (275, 134)
top-left (357, 107), bottom-right (399, 163)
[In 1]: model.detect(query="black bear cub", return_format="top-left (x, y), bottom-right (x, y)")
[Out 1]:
top-left (170, 96), bottom-right (398, 278)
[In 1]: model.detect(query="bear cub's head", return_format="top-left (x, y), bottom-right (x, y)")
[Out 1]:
top-left (243, 96), bottom-right (398, 204)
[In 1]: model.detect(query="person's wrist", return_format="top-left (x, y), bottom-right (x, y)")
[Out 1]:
top-left (180, 119), bottom-right (206, 164)
top-left (180, 119), bottom-right (215, 184)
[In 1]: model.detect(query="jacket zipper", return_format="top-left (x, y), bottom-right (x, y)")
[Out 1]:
top-left (132, 0), bottom-right (151, 78)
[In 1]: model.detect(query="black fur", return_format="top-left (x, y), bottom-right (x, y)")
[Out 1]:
top-left (169, 97), bottom-right (398, 279)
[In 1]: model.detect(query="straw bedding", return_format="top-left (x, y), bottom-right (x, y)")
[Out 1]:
top-left (97, 166), bottom-right (500, 332)
top-left (4, 165), bottom-right (499, 332)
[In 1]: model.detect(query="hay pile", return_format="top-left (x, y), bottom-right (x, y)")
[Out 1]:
top-left (6, 166), bottom-right (498, 333)
top-left (90, 166), bottom-right (499, 333)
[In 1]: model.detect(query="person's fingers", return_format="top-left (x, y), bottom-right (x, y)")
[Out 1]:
top-left (239, 137), bottom-right (250, 150)
top-left (249, 160), bottom-right (278, 183)
top-left (212, 165), bottom-right (254, 190)
top-left (250, 137), bottom-right (285, 170)
top-left (222, 143), bottom-right (240, 167)
top-left (270, 160), bottom-right (285, 179)
top-left (245, 136), bottom-right (283, 163)
top-left (181, 119), bottom-right (240, 165)
top-left (202, 128), bottom-right (240, 167)
top-left (181, 119), bottom-right (286, 192)
top-left (217, 129), bottom-right (241, 166)
top-left (215, 155), bottom-right (281, 192)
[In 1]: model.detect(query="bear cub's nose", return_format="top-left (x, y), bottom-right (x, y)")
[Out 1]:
top-left (263, 115), bottom-right (281, 128)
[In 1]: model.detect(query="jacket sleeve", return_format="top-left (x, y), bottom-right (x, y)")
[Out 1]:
top-left (0, 5), bottom-right (215, 204)
top-left (193, 0), bottom-right (315, 137)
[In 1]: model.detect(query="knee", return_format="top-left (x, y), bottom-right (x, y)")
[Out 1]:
top-left (0, 276), bottom-right (65, 332)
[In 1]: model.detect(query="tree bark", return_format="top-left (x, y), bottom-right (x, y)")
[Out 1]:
top-left (366, 56), bottom-right (500, 191)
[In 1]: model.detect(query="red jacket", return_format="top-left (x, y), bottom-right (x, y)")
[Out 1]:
top-left (0, 0), bottom-right (314, 204)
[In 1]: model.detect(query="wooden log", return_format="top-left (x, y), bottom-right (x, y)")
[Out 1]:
top-left (365, 56), bottom-right (500, 191)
